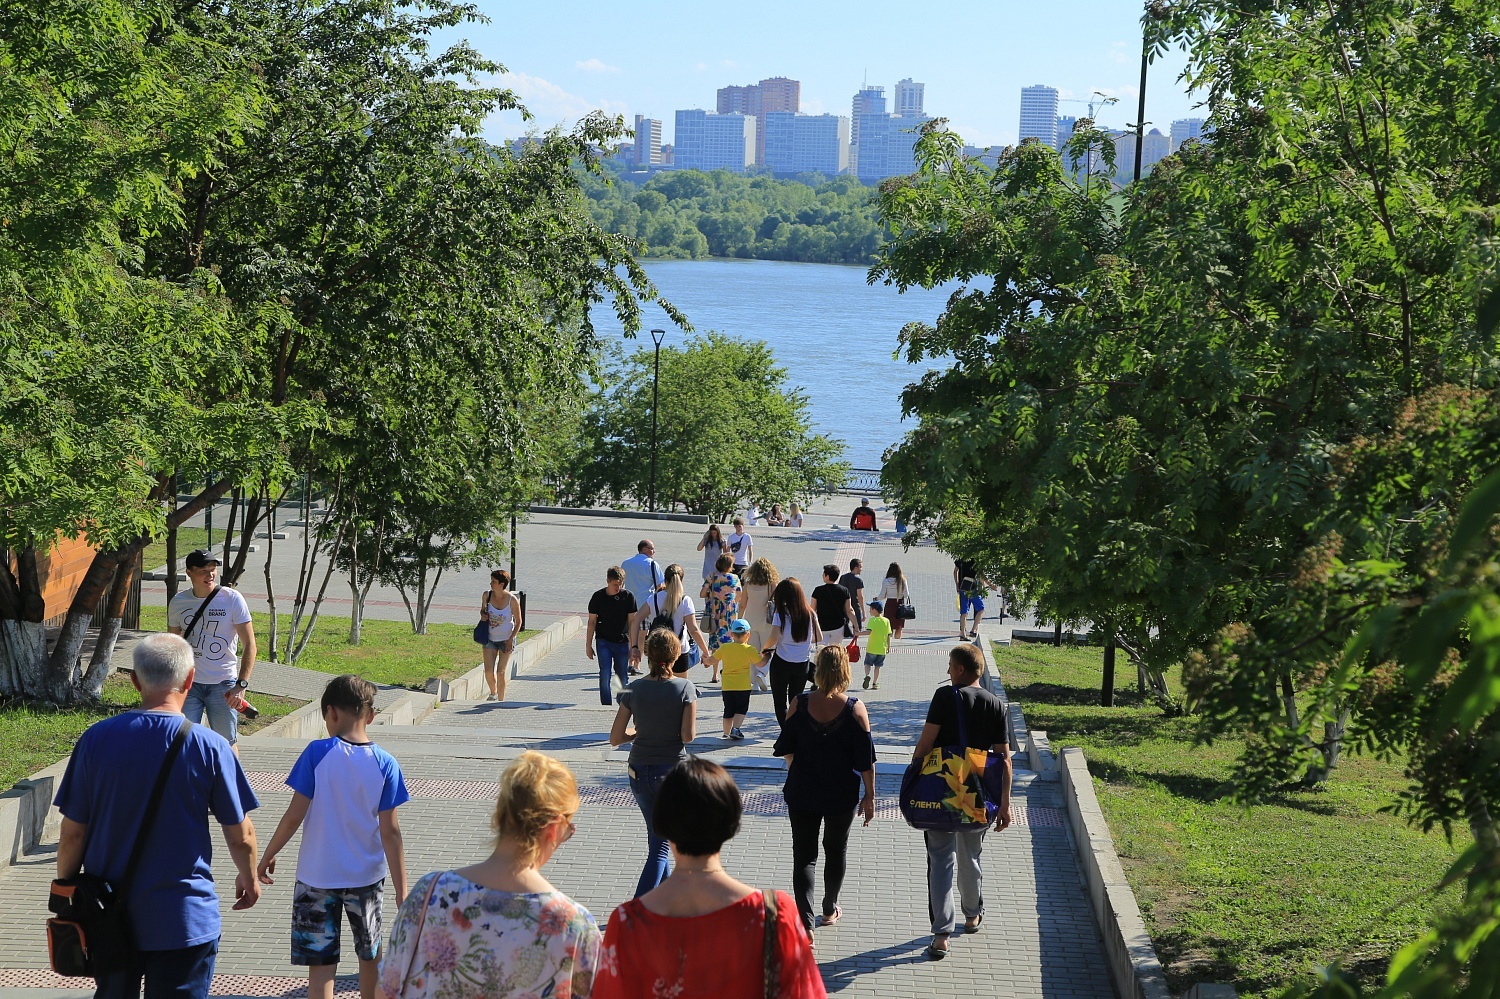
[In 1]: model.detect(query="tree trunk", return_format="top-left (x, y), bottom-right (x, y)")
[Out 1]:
top-left (1101, 639), bottom-right (1116, 707)
top-left (82, 553), bottom-right (138, 698)
top-left (221, 487), bottom-right (240, 566)
top-left (264, 486), bottom-right (280, 661)
top-left (0, 546), bottom-right (47, 698)
top-left (1280, 671), bottom-right (1300, 729)
top-left (165, 476), bottom-right (180, 599)
top-left (225, 490), bottom-right (264, 586)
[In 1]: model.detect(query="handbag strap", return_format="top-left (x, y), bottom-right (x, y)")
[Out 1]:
top-left (119, 718), bottom-right (194, 894)
top-left (951, 685), bottom-right (971, 750)
top-left (762, 889), bottom-right (781, 999)
top-left (398, 873), bottom-right (444, 998)
top-left (180, 586), bottom-right (221, 641)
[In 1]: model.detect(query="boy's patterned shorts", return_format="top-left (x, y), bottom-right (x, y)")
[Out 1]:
top-left (290, 879), bottom-right (385, 966)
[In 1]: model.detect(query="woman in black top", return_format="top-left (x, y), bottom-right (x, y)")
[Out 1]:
top-left (772, 644), bottom-right (876, 937)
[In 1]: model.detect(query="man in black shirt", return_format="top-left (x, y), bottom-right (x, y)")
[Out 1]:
top-left (953, 558), bottom-right (991, 640)
top-left (838, 559), bottom-right (866, 631)
top-left (586, 566), bottom-right (638, 706)
top-left (911, 644), bottom-right (1011, 959)
top-left (811, 564), bottom-right (856, 647)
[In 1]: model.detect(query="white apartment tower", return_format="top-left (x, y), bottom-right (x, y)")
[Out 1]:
top-left (1170, 117), bottom-right (1207, 151)
top-left (895, 78), bottom-right (925, 117)
top-left (672, 109), bottom-right (755, 172)
top-left (849, 85), bottom-right (886, 173)
top-left (1019, 85), bottom-right (1060, 147)
top-left (633, 114), bottom-right (662, 166)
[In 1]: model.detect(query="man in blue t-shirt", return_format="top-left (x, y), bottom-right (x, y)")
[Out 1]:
top-left (55, 633), bottom-right (262, 999)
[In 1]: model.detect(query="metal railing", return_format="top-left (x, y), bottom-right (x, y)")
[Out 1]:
top-left (832, 468), bottom-right (883, 496)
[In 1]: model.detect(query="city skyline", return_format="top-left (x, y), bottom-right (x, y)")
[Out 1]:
top-left (436, 1), bottom-right (1202, 151)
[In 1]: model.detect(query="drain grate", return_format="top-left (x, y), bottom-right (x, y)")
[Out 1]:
top-left (0, 970), bottom-right (365, 997)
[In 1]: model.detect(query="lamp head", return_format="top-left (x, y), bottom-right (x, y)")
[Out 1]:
top-left (650, 328), bottom-right (666, 346)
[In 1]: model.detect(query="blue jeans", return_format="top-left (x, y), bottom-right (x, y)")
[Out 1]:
top-left (183, 679), bottom-right (237, 744)
top-left (596, 640), bottom-right (630, 706)
top-left (95, 938), bottom-right (218, 999)
top-left (628, 762), bottom-right (676, 897)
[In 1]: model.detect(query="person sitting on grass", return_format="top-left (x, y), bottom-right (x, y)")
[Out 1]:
top-left (257, 675), bottom-right (409, 999)
top-left (709, 618), bottom-right (760, 740)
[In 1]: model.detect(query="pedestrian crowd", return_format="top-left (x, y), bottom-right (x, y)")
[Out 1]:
top-left (51, 521), bottom-right (1012, 999)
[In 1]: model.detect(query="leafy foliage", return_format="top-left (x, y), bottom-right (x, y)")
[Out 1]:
top-left (580, 168), bottom-right (887, 263)
top-left (874, 1), bottom-right (1500, 993)
top-left (561, 333), bottom-right (848, 521)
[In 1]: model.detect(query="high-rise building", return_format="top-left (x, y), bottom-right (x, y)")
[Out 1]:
top-left (895, 78), bottom-right (925, 117)
top-left (849, 85), bottom-right (886, 173)
top-left (1112, 127), bottom-right (1171, 180)
top-left (1019, 85), bottom-right (1060, 147)
top-left (1056, 115), bottom-right (1077, 152)
top-left (856, 112), bottom-right (931, 182)
top-left (763, 112), bottom-right (850, 176)
top-left (673, 109), bottom-right (755, 172)
top-left (1170, 117), bottom-right (1206, 151)
top-left (633, 115), bottom-right (662, 167)
top-left (715, 77), bottom-right (800, 165)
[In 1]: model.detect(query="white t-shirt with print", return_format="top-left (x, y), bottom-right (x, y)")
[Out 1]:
top-left (167, 586), bottom-right (254, 684)
top-left (727, 531), bottom-right (753, 565)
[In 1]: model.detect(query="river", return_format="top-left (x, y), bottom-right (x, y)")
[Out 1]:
top-left (587, 258), bottom-right (964, 467)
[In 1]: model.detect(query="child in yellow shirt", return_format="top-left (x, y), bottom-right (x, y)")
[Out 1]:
top-left (859, 599), bottom-right (892, 689)
top-left (709, 619), bottom-right (760, 739)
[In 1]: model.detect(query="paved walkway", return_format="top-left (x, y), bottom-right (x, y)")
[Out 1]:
top-left (0, 627), bottom-right (1111, 998)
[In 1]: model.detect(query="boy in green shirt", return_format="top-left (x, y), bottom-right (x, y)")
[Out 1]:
top-left (860, 599), bottom-right (892, 689)
top-left (709, 618), bottom-right (760, 739)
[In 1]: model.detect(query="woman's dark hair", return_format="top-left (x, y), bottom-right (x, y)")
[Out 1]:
top-left (705, 524), bottom-right (724, 544)
top-left (885, 562), bottom-right (904, 585)
top-left (654, 758), bottom-right (742, 856)
top-left (491, 569), bottom-right (511, 588)
top-left (715, 553), bottom-right (734, 573)
top-left (773, 578), bottom-right (811, 643)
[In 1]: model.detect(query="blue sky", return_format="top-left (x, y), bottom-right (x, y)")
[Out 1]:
top-left (439, 1), bottom-right (1205, 150)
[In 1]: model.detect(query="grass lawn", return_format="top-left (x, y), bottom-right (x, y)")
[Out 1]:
top-left (0, 673), bottom-right (302, 789)
top-left (994, 641), bottom-right (1466, 999)
top-left (138, 606), bottom-right (538, 690)
top-left (141, 527), bottom-right (211, 570)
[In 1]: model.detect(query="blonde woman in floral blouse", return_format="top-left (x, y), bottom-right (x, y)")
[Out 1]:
top-left (379, 752), bottom-right (599, 999)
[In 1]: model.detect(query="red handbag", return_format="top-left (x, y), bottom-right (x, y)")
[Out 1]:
top-left (846, 638), bottom-right (861, 663)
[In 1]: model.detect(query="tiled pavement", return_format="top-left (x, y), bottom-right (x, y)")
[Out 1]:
top-left (0, 630), bottom-right (1110, 998)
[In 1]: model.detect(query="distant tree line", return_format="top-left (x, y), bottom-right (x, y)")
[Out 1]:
top-left (578, 168), bottom-right (887, 264)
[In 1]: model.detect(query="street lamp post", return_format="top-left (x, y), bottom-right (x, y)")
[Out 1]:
top-left (1132, 13), bottom-right (1151, 185)
top-left (648, 329), bottom-right (666, 513)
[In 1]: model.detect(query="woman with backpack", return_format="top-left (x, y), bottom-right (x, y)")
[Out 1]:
top-left (759, 578), bottom-right (823, 725)
top-left (877, 562), bottom-right (911, 640)
top-left (633, 563), bottom-right (711, 679)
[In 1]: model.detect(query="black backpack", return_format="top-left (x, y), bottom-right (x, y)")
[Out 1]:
top-left (648, 593), bottom-right (677, 635)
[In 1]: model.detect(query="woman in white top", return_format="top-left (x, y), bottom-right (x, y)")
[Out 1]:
top-left (633, 563), bottom-right (711, 679)
top-left (877, 562), bottom-right (910, 640)
top-left (737, 557), bottom-right (779, 691)
top-left (759, 577), bottom-right (822, 725)
top-left (787, 503), bottom-right (804, 527)
top-left (379, 751), bottom-right (599, 999)
top-left (482, 569), bottom-right (524, 701)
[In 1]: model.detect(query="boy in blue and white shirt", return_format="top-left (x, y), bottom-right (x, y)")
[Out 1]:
top-left (258, 675), bottom-right (408, 999)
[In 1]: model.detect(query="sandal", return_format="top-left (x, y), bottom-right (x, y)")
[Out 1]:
top-left (926, 935), bottom-right (949, 960)
top-left (817, 904), bottom-right (843, 927)
top-left (964, 914), bottom-right (983, 934)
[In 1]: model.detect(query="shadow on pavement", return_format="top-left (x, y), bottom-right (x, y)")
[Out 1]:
top-left (818, 936), bottom-right (932, 991)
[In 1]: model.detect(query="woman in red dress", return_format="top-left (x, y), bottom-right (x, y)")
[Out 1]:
top-left (591, 758), bottom-right (826, 999)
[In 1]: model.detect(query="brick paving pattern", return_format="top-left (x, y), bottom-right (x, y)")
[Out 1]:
top-left (0, 524), bottom-right (1104, 997)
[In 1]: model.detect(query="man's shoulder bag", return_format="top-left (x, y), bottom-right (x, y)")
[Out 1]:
top-left (180, 586), bottom-right (222, 642)
top-left (48, 719), bottom-right (195, 977)
top-left (899, 688), bottom-right (1005, 832)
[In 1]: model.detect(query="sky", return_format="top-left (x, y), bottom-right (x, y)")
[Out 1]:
top-left (436, 1), bottom-right (1206, 150)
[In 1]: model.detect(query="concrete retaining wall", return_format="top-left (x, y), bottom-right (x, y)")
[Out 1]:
top-left (0, 758), bottom-right (69, 875)
top-left (1059, 746), bottom-right (1171, 999)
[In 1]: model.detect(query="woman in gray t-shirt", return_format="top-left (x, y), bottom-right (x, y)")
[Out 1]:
top-left (610, 628), bottom-right (698, 897)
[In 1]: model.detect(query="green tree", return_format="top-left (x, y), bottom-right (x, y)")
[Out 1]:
top-left (563, 333), bottom-right (848, 522)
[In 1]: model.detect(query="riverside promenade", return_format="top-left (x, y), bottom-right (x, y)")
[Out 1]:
top-left (0, 502), bottom-right (1111, 998)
